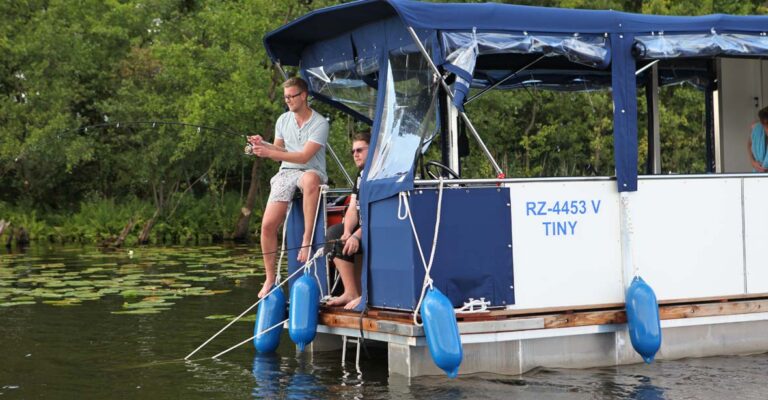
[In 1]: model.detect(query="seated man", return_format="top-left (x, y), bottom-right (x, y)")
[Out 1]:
top-left (247, 77), bottom-right (329, 298)
top-left (325, 132), bottom-right (370, 309)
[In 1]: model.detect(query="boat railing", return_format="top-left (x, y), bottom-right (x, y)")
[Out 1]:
top-left (413, 173), bottom-right (768, 188)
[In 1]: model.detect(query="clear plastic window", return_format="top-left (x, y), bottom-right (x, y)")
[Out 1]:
top-left (442, 31), bottom-right (610, 74)
top-left (305, 57), bottom-right (379, 120)
top-left (634, 32), bottom-right (768, 59)
top-left (367, 53), bottom-right (439, 181)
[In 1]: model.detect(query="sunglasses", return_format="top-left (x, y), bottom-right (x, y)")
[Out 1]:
top-left (351, 147), bottom-right (368, 155)
top-left (283, 92), bottom-right (303, 101)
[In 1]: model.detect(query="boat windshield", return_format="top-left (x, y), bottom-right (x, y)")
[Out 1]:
top-left (367, 51), bottom-right (439, 181)
top-left (305, 56), bottom-right (379, 122)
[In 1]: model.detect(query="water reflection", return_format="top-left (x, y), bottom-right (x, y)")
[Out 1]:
top-left (631, 376), bottom-right (665, 400)
top-left (251, 354), bottom-right (282, 398)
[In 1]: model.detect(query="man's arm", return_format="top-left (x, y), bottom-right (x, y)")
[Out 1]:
top-left (342, 197), bottom-right (359, 238)
top-left (254, 140), bottom-right (322, 164)
top-left (341, 196), bottom-right (362, 255)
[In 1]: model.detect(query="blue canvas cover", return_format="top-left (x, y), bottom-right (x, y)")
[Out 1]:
top-left (264, 0), bottom-right (768, 195)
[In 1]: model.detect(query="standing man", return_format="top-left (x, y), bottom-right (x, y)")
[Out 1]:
top-left (325, 132), bottom-right (369, 310)
top-left (748, 106), bottom-right (768, 172)
top-left (247, 77), bottom-right (329, 298)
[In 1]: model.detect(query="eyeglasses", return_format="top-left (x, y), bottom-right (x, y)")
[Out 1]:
top-left (351, 147), bottom-right (368, 155)
top-left (283, 92), bottom-right (303, 101)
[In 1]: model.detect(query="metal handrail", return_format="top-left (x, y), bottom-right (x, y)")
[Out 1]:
top-left (413, 172), bottom-right (768, 187)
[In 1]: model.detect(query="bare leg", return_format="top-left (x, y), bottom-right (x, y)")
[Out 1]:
top-left (344, 255), bottom-right (363, 310)
top-left (258, 201), bottom-right (289, 298)
top-left (326, 257), bottom-right (360, 307)
top-left (297, 172), bottom-right (321, 263)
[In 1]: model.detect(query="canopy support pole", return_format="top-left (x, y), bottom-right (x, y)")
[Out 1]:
top-left (273, 60), bottom-right (354, 186)
top-left (327, 143), bottom-right (354, 186)
top-left (464, 54), bottom-right (547, 105)
top-left (405, 26), bottom-right (503, 176)
top-left (644, 63), bottom-right (661, 175)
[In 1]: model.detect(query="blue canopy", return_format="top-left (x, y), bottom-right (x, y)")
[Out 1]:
top-left (264, 0), bottom-right (768, 196)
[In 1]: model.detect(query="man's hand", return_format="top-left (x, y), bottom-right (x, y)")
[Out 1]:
top-left (253, 146), bottom-right (273, 159)
top-left (752, 160), bottom-right (767, 172)
top-left (247, 135), bottom-right (264, 146)
top-left (342, 234), bottom-right (360, 256)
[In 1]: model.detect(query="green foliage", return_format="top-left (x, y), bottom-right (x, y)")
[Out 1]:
top-left (1, 0), bottom-right (766, 243)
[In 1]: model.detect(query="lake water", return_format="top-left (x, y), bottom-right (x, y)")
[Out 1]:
top-left (1, 245), bottom-right (767, 399)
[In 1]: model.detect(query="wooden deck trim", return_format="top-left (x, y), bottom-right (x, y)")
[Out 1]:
top-left (319, 296), bottom-right (768, 336)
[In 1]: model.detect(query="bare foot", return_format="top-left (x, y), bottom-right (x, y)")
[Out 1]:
top-left (344, 296), bottom-right (362, 310)
top-left (297, 241), bottom-right (310, 263)
top-left (325, 296), bottom-right (346, 307)
top-left (326, 293), bottom-right (356, 307)
top-left (258, 278), bottom-right (275, 298)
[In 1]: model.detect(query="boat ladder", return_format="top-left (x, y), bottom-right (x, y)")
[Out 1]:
top-left (341, 335), bottom-right (362, 373)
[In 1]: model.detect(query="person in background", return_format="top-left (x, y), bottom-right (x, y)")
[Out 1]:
top-left (325, 131), bottom-right (370, 309)
top-left (748, 106), bottom-right (768, 172)
top-left (247, 77), bottom-right (329, 298)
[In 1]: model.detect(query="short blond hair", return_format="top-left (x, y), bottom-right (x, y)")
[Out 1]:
top-left (282, 77), bottom-right (308, 93)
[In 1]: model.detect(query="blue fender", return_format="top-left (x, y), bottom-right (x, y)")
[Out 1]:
top-left (625, 276), bottom-right (662, 363)
top-left (253, 285), bottom-right (286, 354)
top-left (421, 287), bottom-right (463, 378)
top-left (288, 273), bottom-right (320, 351)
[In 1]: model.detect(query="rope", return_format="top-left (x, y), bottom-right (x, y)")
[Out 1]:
top-left (184, 248), bottom-right (325, 360)
top-left (211, 318), bottom-right (288, 360)
top-left (308, 185), bottom-right (327, 297)
top-left (398, 178), bottom-right (446, 326)
top-left (276, 202), bottom-right (293, 284)
top-left (620, 192), bottom-right (639, 277)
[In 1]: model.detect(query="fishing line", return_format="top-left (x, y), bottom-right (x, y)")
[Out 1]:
top-left (10, 120), bottom-right (249, 164)
top-left (203, 239), bottom-right (342, 266)
top-left (63, 120), bottom-right (246, 138)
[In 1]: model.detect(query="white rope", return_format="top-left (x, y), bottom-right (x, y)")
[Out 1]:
top-left (211, 318), bottom-right (289, 360)
top-left (620, 192), bottom-right (638, 277)
top-left (400, 178), bottom-right (445, 326)
top-left (312, 257), bottom-right (325, 301)
top-left (184, 248), bottom-right (324, 360)
top-left (397, 191), bottom-right (409, 220)
top-left (256, 318), bottom-right (289, 338)
top-left (276, 202), bottom-right (293, 284)
top-left (309, 186), bottom-right (327, 297)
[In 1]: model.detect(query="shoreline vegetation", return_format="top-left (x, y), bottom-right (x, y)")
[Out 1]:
top-left (0, 195), bottom-right (260, 248)
top-left (2, 1), bottom-right (765, 249)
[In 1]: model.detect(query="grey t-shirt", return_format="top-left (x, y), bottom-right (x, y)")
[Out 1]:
top-left (274, 109), bottom-right (329, 182)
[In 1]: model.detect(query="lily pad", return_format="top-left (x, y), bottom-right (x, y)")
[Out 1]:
top-left (43, 299), bottom-right (82, 306)
top-left (0, 301), bottom-right (37, 307)
top-left (111, 308), bottom-right (170, 315)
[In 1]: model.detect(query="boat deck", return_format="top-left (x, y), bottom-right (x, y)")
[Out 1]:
top-left (312, 294), bottom-right (768, 377)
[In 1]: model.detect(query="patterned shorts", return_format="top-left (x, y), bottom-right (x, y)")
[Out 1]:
top-left (267, 169), bottom-right (326, 203)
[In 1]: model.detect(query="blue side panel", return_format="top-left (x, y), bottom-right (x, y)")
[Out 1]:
top-left (368, 187), bottom-right (514, 310)
top-left (367, 197), bottom-right (420, 309)
top-left (286, 198), bottom-right (329, 297)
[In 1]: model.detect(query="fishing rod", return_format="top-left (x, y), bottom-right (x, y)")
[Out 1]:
top-left (215, 239), bottom-right (344, 264)
top-left (10, 120), bottom-right (249, 164)
top-left (62, 120), bottom-right (246, 137)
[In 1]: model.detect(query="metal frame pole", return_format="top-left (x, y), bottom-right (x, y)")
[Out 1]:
top-left (405, 26), bottom-right (503, 176)
top-left (326, 142), bottom-right (353, 186)
top-left (464, 54), bottom-right (547, 105)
